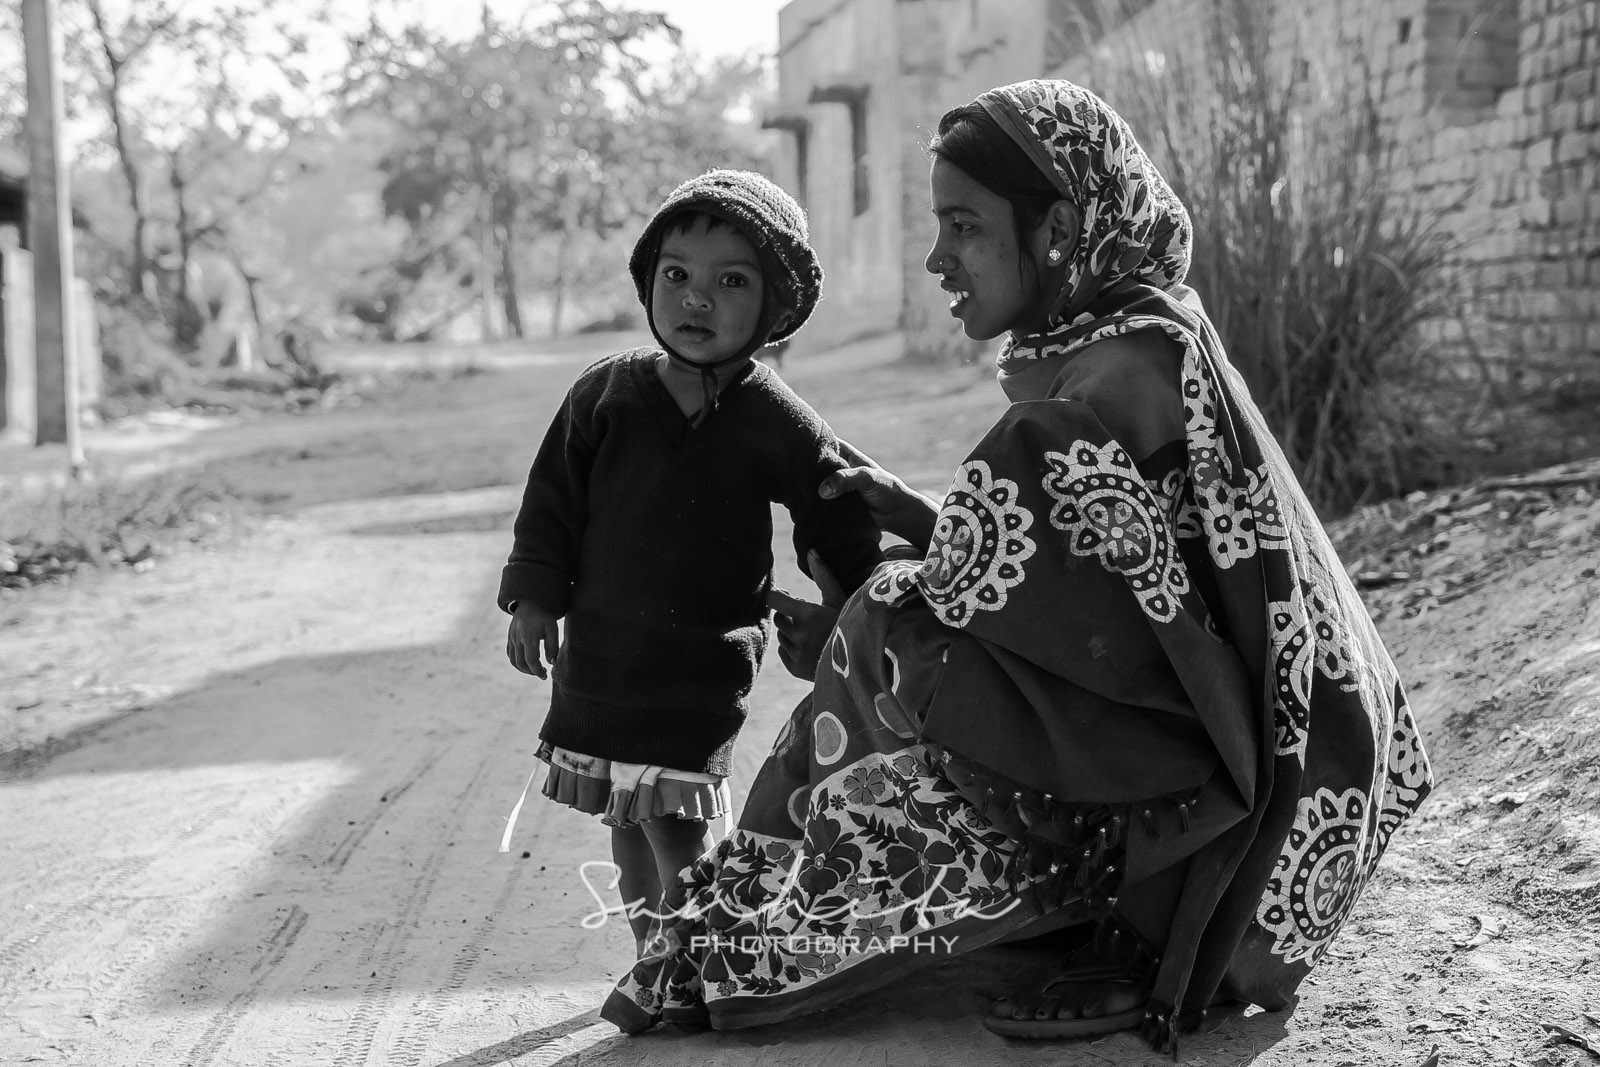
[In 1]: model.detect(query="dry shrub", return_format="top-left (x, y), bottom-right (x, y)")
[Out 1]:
top-left (1073, 0), bottom-right (1469, 513)
top-left (0, 472), bottom-right (231, 589)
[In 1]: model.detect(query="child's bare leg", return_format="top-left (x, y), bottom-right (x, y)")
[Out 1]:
top-left (641, 815), bottom-right (715, 900)
top-left (610, 824), bottom-right (661, 954)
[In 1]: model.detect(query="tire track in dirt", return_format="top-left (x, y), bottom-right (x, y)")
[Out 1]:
top-left (0, 791), bottom-right (245, 982)
top-left (135, 733), bottom-right (443, 1067)
top-left (385, 854), bottom-right (531, 1066)
top-left (181, 905), bottom-right (310, 1067)
top-left (324, 749), bottom-right (444, 870)
top-left (331, 722), bottom-right (514, 1067)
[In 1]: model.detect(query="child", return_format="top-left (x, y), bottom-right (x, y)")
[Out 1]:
top-left (498, 170), bottom-right (882, 954)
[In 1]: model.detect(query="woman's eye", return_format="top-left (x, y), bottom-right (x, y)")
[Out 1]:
top-left (951, 221), bottom-right (974, 237)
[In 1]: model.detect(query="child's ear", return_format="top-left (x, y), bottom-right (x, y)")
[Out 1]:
top-left (769, 312), bottom-right (794, 337)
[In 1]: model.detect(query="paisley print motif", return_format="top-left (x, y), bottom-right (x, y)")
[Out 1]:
top-left (1370, 699), bottom-right (1431, 873)
top-left (1267, 599), bottom-right (1314, 759)
top-left (1247, 462), bottom-right (1289, 551)
top-left (867, 559), bottom-right (923, 605)
top-left (828, 626), bottom-right (851, 679)
top-left (1043, 441), bottom-right (1191, 623)
top-left (1257, 787), bottom-right (1373, 966)
top-left (1303, 576), bottom-right (1358, 686)
top-left (916, 461), bottom-right (1036, 627)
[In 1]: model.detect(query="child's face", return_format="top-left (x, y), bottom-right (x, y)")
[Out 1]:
top-left (651, 216), bottom-right (766, 365)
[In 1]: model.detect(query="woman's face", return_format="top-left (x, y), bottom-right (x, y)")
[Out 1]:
top-left (924, 157), bottom-right (1053, 340)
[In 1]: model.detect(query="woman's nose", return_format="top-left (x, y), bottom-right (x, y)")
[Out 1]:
top-left (925, 247), bottom-right (954, 275)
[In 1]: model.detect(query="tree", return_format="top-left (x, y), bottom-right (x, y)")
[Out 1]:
top-left (342, 0), bottom-right (772, 339)
top-left (0, 5), bottom-right (25, 145)
top-left (65, 0), bottom-right (326, 340)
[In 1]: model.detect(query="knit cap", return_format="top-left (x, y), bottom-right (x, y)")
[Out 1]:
top-left (629, 169), bottom-right (823, 349)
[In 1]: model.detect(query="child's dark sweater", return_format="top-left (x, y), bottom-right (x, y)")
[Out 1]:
top-left (498, 349), bottom-right (883, 776)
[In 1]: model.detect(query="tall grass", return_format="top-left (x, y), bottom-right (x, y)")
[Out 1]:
top-left (1066, 0), bottom-right (1467, 513)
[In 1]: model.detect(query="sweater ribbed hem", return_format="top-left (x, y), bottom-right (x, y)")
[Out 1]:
top-left (539, 690), bottom-right (743, 777)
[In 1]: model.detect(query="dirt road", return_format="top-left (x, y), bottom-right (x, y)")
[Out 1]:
top-left (2, 334), bottom-right (1596, 1066)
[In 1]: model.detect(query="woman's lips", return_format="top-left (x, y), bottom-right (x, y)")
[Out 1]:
top-left (946, 289), bottom-right (970, 313)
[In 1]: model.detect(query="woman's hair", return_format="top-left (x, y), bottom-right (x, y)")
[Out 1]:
top-left (929, 103), bottom-right (1065, 297)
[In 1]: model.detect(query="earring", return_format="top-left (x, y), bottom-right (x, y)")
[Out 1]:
top-left (1047, 248), bottom-right (1063, 265)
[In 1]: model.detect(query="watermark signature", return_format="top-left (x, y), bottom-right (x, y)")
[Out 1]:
top-left (688, 933), bottom-right (961, 955)
top-left (577, 860), bottom-right (1019, 933)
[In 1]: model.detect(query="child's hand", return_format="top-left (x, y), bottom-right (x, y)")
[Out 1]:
top-left (506, 602), bottom-right (561, 679)
top-left (767, 552), bottom-right (845, 682)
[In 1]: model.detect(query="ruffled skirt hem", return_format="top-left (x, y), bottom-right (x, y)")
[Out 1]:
top-left (537, 742), bottom-right (731, 828)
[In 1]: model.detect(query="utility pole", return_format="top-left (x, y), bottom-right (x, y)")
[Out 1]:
top-left (477, 0), bottom-right (495, 343)
top-left (22, 0), bottom-right (81, 459)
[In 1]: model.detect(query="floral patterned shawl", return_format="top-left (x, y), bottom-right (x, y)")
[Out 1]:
top-left (883, 79), bottom-right (1435, 1043)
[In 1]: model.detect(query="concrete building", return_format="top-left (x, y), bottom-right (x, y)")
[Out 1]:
top-left (766, 0), bottom-right (1052, 360)
top-left (771, 0), bottom-right (1600, 380)
top-left (0, 142), bottom-right (102, 443)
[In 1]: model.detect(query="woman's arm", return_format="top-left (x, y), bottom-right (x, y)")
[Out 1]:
top-left (822, 439), bottom-right (941, 552)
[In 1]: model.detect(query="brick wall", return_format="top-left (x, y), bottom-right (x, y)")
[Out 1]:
top-left (780, 0), bottom-right (1596, 376)
top-left (1052, 0), bottom-right (1599, 382)
top-left (1413, 0), bottom-right (1600, 379)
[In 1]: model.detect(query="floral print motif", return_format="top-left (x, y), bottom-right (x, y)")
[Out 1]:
top-left (916, 461), bottom-right (1036, 627)
top-left (609, 744), bottom-right (1036, 1017)
top-left (1043, 441), bottom-right (1191, 623)
top-left (843, 765), bottom-right (890, 806)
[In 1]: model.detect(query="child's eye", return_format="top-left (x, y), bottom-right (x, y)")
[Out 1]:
top-left (721, 273), bottom-right (749, 289)
top-left (661, 265), bottom-right (687, 283)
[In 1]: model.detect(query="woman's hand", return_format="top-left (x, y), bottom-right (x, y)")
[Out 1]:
top-left (506, 601), bottom-right (561, 679)
top-left (823, 439), bottom-right (941, 550)
top-left (767, 551), bottom-right (846, 682)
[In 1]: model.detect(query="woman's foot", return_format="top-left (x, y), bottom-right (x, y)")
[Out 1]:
top-left (984, 976), bottom-right (1147, 1038)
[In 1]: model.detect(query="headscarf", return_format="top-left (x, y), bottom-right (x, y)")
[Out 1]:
top-left (976, 79), bottom-right (1192, 349)
top-left (914, 80), bottom-right (1433, 1048)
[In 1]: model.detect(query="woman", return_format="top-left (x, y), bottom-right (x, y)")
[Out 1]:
top-left (599, 79), bottom-right (1433, 1050)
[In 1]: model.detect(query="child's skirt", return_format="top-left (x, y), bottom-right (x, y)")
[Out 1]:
top-left (499, 742), bottom-right (732, 852)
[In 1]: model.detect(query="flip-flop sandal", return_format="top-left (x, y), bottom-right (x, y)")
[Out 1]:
top-left (983, 976), bottom-right (1148, 1040)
